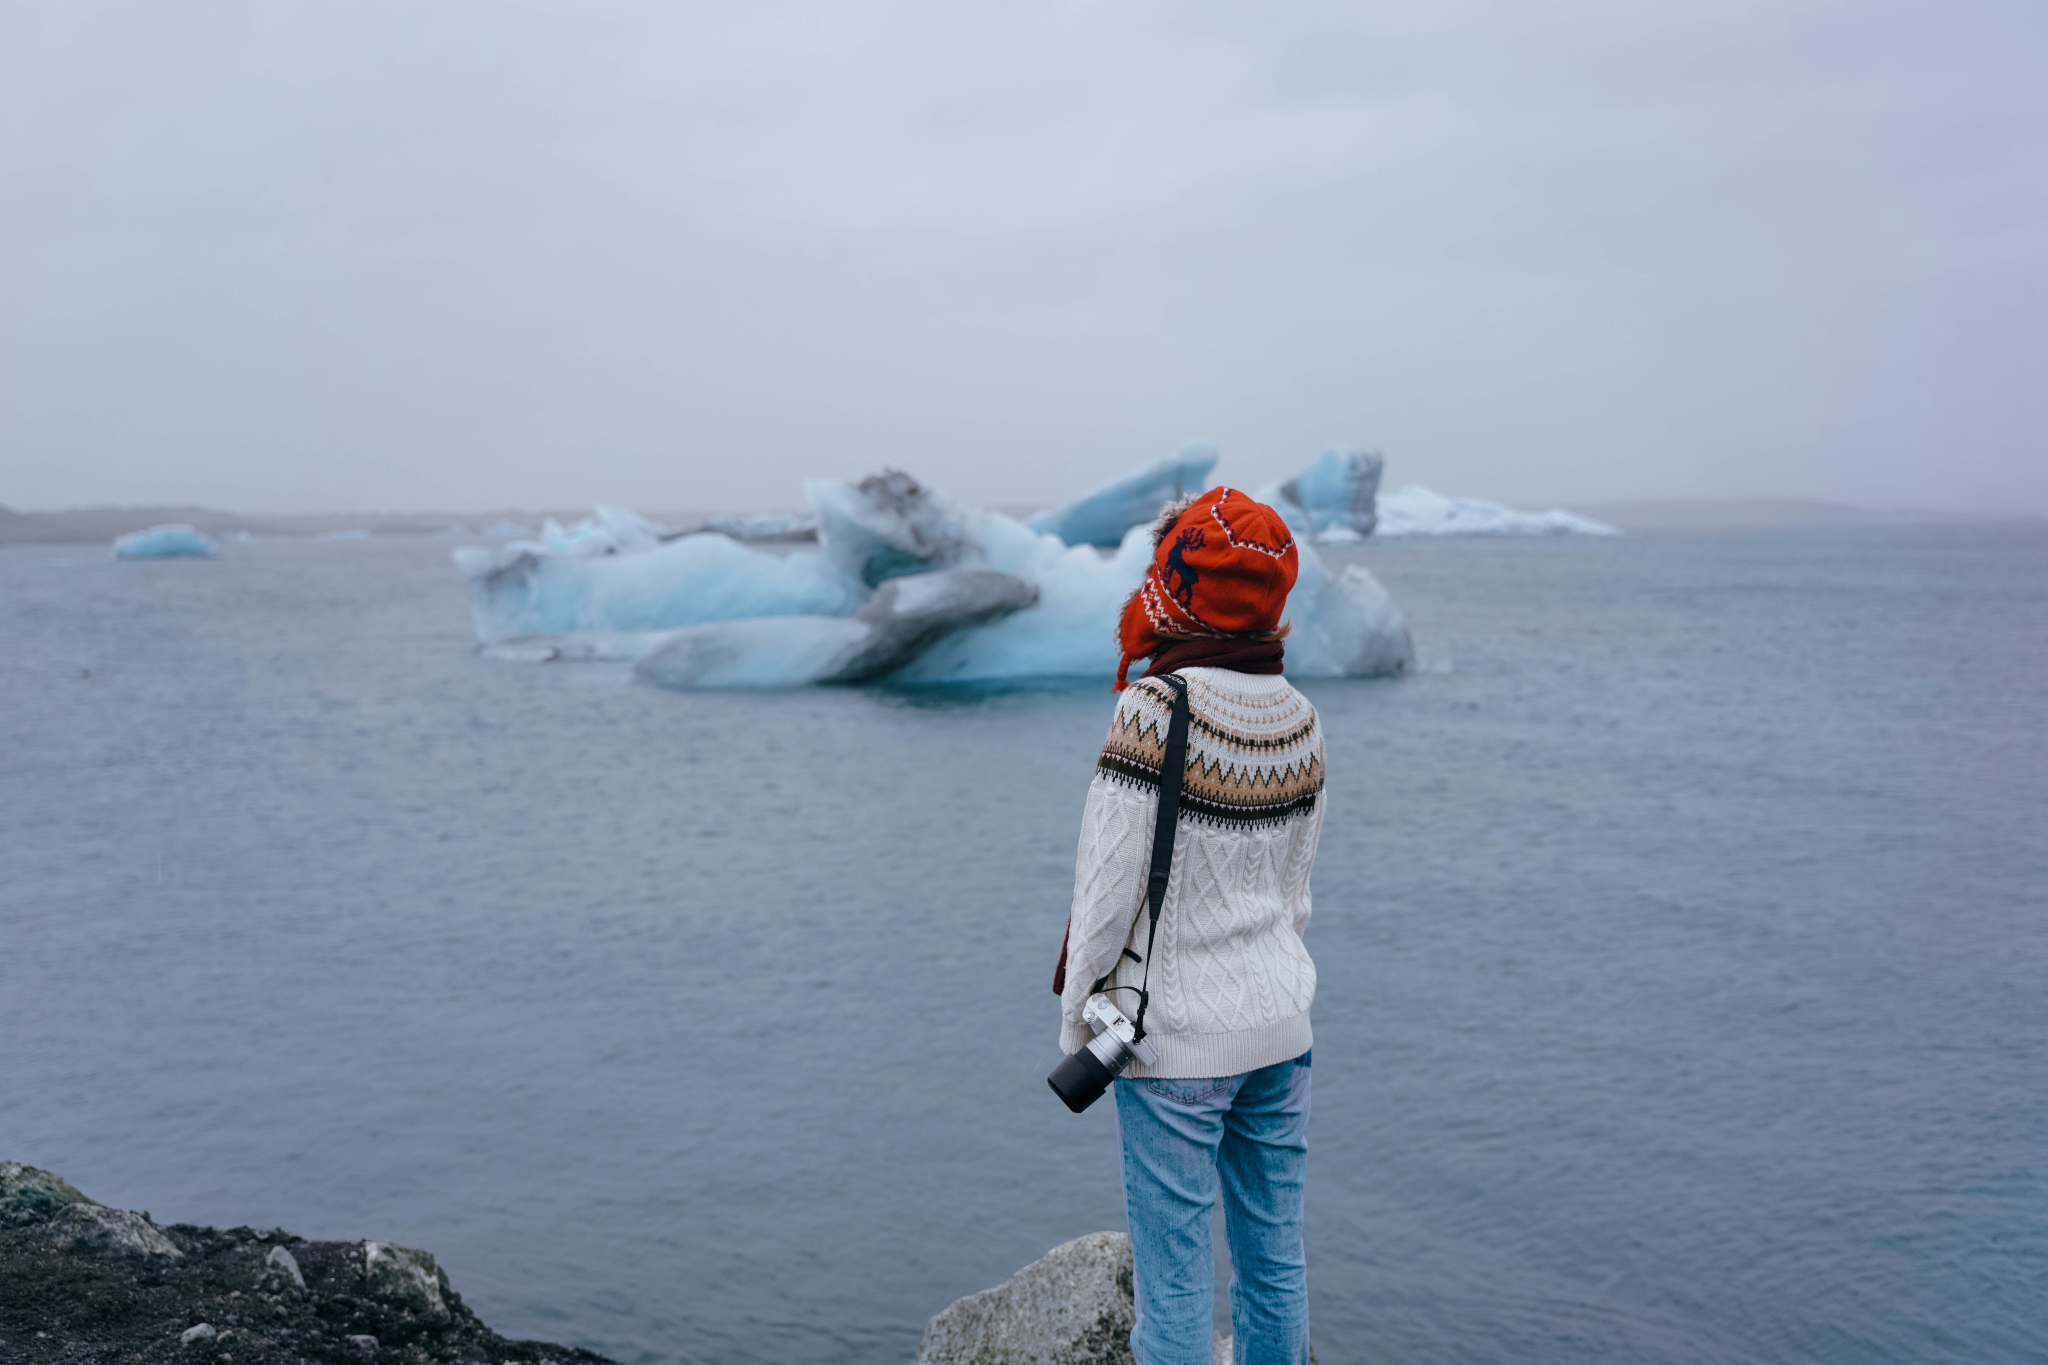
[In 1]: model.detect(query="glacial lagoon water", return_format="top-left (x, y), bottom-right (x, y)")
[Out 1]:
top-left (3, 527), bottom-right (2043, 1365)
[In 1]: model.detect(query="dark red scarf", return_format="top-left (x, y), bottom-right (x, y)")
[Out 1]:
top-left (1143, 636), bottom-right (1285, 680)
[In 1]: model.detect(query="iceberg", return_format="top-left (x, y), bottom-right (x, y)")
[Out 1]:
top-left (703, 510), bottom-right (819, 543)
top-left (893, 522), bottom-right (1411, 683)
top-left (457, 462), bottom-right (1413, 686)
top-left (635, 569), bottom-right (1040, 689)
top-left (810, 469), bottom-right (971, 587)
top-left (1259, 447), bottom-right (1383, 543)
top-left (483, 520), bottom-right (531, 539)
top-left (1028, 444), bottom-right (1220, 548)
top-left (1375, 485), bottom-right (1620, 537)
top-left (454, 531), bottom-right (854, 642)
top-left (112, 525), bottom-right (217, 559)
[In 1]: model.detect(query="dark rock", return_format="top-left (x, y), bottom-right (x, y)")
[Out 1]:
top-left (0, 1161), bottom-right (615, 1365)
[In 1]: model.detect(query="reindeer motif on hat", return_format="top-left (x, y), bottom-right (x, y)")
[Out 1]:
top-left (1161, 526), bottom-right (1205, 609)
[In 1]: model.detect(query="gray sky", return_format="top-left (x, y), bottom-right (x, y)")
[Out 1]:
top-left (4, 0), bottom-right (2044, 516)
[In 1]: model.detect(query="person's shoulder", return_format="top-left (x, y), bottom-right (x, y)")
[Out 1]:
top-left (1112, 675), bottom-right (1178, 725)
top-left (1098, 679), bottom-right (1174, 787)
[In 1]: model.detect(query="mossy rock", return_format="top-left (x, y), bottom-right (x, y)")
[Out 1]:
top-left (0, 1162), bottom-right (96, 1230)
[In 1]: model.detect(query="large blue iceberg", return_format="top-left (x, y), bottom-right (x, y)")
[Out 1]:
top-left (1259, 447), bottom-right (1384, 542)
top-left (113, 525), bottom-right (218, 559)
top-left (456, 466), bottom-right (1412, 688)
top-left (1028, 443), bottom-right (1219, 548)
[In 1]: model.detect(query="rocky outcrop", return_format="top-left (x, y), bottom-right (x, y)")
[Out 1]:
top-left (912, 1233), bottom-right (1314, 1365)
top-left (913, 1232), bottom-right (1136, 1365)
top-left (0, 1161), bottom-right (612, 1365)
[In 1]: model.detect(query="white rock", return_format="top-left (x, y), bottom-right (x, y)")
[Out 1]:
top-left (263, 1243), bottom-right (306, 1289)
top-left (180, 1323), bottom-right (216, 1345)
top-left (346, 1333), bottom-right (380, 1353)
top-left (44, 1204), bottom-right (182, 1258)
top-left (362, 1241), bottom-right (450, 1323)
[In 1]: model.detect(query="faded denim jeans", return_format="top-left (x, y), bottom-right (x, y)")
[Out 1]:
top-left (1113, 1051), bottom-right (1311, 1365)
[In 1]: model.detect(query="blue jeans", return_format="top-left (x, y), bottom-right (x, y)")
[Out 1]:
top-left (1114, 1051), bottom-right (1312, 1365)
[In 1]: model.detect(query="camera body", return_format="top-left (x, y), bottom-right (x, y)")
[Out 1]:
top-left (1047, 994), bottom-right (1160, 1113)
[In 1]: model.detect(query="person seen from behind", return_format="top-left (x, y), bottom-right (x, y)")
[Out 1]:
top-left (1053, 487), bottom-right (1324, 1365)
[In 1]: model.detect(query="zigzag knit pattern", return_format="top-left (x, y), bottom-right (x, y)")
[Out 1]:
top-left (1058, 667), bottom-right (1326, 1080)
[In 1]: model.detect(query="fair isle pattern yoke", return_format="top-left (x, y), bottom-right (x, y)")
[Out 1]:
top-left (1097, 672), bottom-right (1324, 829)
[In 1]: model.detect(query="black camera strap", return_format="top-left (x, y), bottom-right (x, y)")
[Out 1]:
top-left (1121, 672), bottom-right (1191, 1042)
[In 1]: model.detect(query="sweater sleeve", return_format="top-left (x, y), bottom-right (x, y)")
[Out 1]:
top-left (1055, 684), bottom-right (1172, 1055)
top-left (1284, 781), bottom-right (1324, 938)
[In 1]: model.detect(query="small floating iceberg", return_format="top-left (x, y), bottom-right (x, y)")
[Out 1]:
top-left (112, 525), bottom-right (217, 559)
top-left (1259, 447), bottom-right (1383, 543)
top-left (1029, 443), bottom-right (1219, 548)
top-left (1376, 486), bottom-right (1620, 537)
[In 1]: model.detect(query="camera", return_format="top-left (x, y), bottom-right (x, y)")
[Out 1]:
top-left (1047, 994), bottom-right (1159, 1113)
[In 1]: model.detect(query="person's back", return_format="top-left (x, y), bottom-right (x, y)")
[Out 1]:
top-left (1058, 665), bottom-right (1324, 1077)
top-left (1053, 488), bottom-right (1324, 1365)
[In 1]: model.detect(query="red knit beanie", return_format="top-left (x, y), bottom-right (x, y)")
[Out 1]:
top-left (1115, 487), bottom-right (1299, 689)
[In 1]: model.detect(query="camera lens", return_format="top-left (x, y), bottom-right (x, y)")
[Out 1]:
top-left (1047, 1032), bottom-right (1133, 1113)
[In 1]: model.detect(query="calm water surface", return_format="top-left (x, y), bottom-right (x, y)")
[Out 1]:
top-left (3, 527), bottom-right (2043, 1364)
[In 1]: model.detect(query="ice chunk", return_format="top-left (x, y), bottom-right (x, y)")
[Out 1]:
top-left (631, 617), bottom-right (873, 689)
top-left (112, 525), bottom-right (216, 559)
top-left (1280, 548), bottom-right (1413, 676)
top-left (808, 470), bottom-right (970, 587)
top-left (892, 518), bottom-right (1152, 682)
top-left (635, 569), bottom-right (1039, 689)
top-left (1259, 447), bottom-right (1383, 540)
top-left (893, 518), bottom-right (1412, 683)
top-left (532, 506), bottom-right (671, 557)
top-left (453, 532), bottom-right (854, 643)
top-left (1028, 443), bottom-right (1220, 547)
top-left (1375, 485), bottom-right (1620, 537)
top-left (833, 570), bottom-right (1039, 683)
top-left (705, 511), bottom-right (819, 543)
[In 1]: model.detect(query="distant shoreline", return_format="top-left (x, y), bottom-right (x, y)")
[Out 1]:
top-left (4, 496), bottom-right (2038, 548)
top-left (1567, 497), bottom-right (2038, 529)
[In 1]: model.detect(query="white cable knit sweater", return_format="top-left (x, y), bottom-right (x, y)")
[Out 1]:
top-left (1057, 666), bottom-right (1325, 1079)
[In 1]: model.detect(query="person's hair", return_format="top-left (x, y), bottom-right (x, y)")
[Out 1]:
top-left (1155, 622), bottom-right (1291, 643)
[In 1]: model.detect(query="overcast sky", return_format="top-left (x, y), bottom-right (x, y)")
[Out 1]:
top-left (3, 0), bottom-right (2043, 516)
